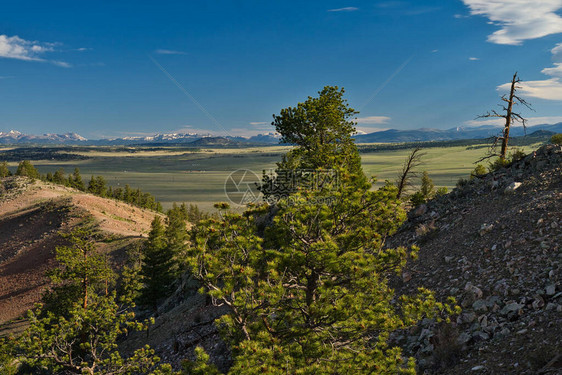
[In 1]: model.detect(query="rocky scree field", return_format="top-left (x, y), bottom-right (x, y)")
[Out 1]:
top-left (389, 143), bottom-right (562, 374)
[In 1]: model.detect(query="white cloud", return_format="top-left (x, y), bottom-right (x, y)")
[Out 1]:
top-left (552, 42), bottom-right (562, 55)
top-left (52, 60), bottom-right (72, 68)
top-left (541, 63), bottom-right (562, 76)
top-left (0, 34), bottom-right (69, 67)
top-left (462, 0), bottom-right (562, 45)
top-left (355, 116), bottom-right (391, 124)
top-left (466, 116), bottom-right (562, 126)
top-left (498, 77), bottom-right (562, 100)
top-left (469, 57), bottom-right (480, 60)
top-left (464, 118), bottom-right (505, 126)
top-left (327, 7), bottom-right (358, 12)
top-left (495, 40), bottom-right (562, 100)
top-left (463, 1), bottom-right (562, 100)
top-left (492, 35), bottom-right (562, 100)
top-left (0, 35), bottom-right (46, 61)
top-left (249, 121), bottom-right (270, 126)
top-left (155, 49), bottom-right (186, 55)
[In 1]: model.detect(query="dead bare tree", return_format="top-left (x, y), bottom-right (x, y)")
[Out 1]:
top-left (396, 147), bottom-right (424, 199)
top-left (477, 72), bottom-right (532, 162)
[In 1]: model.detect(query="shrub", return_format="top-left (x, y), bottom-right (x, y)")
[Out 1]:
top-left (551, 133), bottom-right (562, 145)
top-left (420, 171), bottom-right (435, 199)
top-left (410, 191), bottom-right (426, 207)
top-left (456, 178), bottom-right (468, 188)
top-left (410, 171), bottom-right (435, 207)
top-left (436, 186), bottom-right (448, 196)
top-left (488, 157), bottom-right (510, 172)
top-left (508, 148), bottom-right (526, 162)
top-left (470, 164), bottom-right (487, 180)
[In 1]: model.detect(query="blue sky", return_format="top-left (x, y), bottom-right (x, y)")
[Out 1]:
top-left (2, 0), bottom-right (562, 139)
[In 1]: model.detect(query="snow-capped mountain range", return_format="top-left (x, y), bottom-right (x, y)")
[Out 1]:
top-left (0, 123), bottom-right (560, 145)
top-left (0, 130), bottom-right (87, 144)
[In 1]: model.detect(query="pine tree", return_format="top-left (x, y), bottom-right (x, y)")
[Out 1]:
top-left (4, 228), bottom-right (171, 374)
top-left (88, 175), bottom-right (96, 193)
top-left (87, 175), bottom-right (108, 197)
top-left (0, 161), bottom-right (10, 178)
top-left (420, 170), bottom-right (435, 199)
top-left (71, 167), bottom-right (85, 191)
top-left (0, 337), bottom-right (18, 374)
top-left (139, 216), bottom-right (177, 311)
top-left (134, 188), bottom-right (142, 205)
top-left (15, 160), bottom-right (39, 179)
top-left (44, 228), bottom-right (113, 311)
top-left (179, 202), bottom-right (189, 220)
top-left (166, 204), bottom-right (188, 264)
top-left (14, 293), bottom-right (168, 374)
top-left (262, 86), bottom-right (366, 199)
top-left (119, 242), bottom-right (144, 305)
top-left (53, 168), bottom-right (66, 184)
top-left (185, 87), bottom-right (459, 374)
top-left (113, 186), bottom-right (124, 200)
top-left (124, 184), bottom-right (133, 203)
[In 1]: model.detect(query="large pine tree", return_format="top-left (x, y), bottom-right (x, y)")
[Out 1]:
top-left (184, 86), bottom-right (459, 374)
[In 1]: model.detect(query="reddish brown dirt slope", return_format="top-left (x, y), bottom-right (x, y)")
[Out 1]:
top-left (0, 177), bottom-right (160, 334)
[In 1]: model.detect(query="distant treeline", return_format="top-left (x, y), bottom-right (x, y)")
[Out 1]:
top-left (1, 160), bottom-right (163, 212)
top-left (357, 133), bottom-right (551, 153)
top-left (0, 146), bottom-right (204, 161)
top-left (1, 160), bottom-right (216, 222)
top-left (0, 147), bottom-right (88, 162)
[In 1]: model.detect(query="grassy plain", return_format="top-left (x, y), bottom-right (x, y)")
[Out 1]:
top-left (8, 143), bottom-right (542, 211)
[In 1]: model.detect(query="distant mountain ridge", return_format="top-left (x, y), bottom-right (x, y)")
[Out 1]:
top-left (353, 123), bottom-right (562, 143)
top-left (1, 123), bottom-right (561, 145)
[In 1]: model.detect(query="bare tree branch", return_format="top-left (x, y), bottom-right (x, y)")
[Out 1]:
top-left (396, 147), bottom-right (424, 199)
top-left (475, 72), bottom-right (532, 160)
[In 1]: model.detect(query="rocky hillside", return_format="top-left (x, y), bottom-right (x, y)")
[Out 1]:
top-left (2, 144), bottom-right (558, 374)
top-left (0, 177), bottom-right (159, 335)
top-left (389, 143), bottom-right (562, 374)
top-left (124, 144), bottom-right (561, 374)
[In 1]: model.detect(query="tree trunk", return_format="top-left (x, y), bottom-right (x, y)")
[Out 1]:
top-left (500, 72), bottom-right (517, 160)
top-left (83, 249), bottom-right (88, 310)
